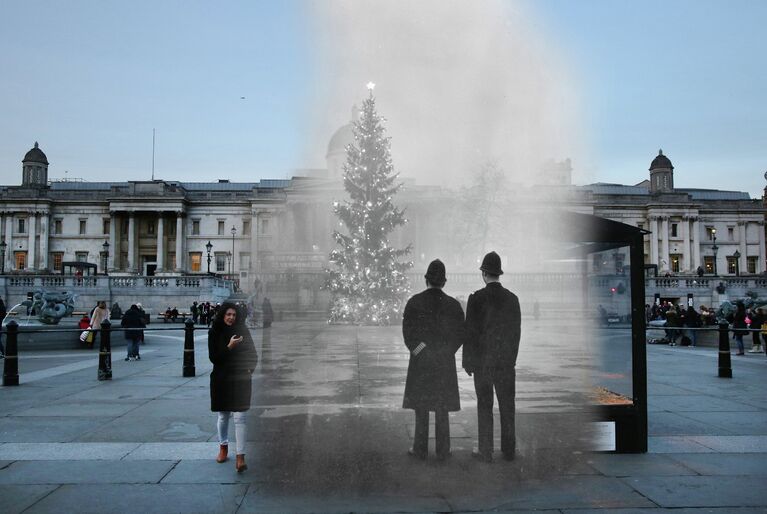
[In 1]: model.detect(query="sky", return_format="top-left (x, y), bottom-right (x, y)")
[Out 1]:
top-left (0, 0), bottom-right (765, 197)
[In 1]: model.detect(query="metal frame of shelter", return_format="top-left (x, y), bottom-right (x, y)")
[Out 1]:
top-left (564, 212), bottom-right (649, 453)
top-left (61, 261), bottom-right (98, 276)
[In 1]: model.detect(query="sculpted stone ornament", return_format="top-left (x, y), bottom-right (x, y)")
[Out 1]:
top-left (28, 290), bottom-right (77, 324)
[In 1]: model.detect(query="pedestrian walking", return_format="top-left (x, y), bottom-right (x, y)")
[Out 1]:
top-left (463, 251), bottom-right (521, 462)
top-left (732, 302), bottom-right (748, 356)
top-left (402, 259), bottom-right (465, 461)
top-left (0, 297), bottom-right (6, 358)
top-left (683, 305), bottom-right (700, 347)
top-left (89, 301), bottom-right (109, 350)
top-left (120, 304), bottom-right (145, 361)
top-left (110, 302), bottom-right (123, 320)
top-left (748, 307), bottom-right (763, 353)
top-left (191, 301), bottom-right (199, 324)
top-left (262, 298), bottom-right (273, 328)
top-left (209, 302), bottom-right (258, 473)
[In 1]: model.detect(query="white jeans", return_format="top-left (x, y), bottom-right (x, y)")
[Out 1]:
top-left (217, 411), bottom-right (247, 454)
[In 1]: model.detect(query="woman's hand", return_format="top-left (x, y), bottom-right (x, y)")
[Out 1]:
top-left (227, 335), bottom-right (243, 349)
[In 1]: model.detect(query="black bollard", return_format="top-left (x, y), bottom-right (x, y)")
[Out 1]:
top-left (718, 321), bottom-right (732, 378)
top-left (183, 318), bottom-right (196, 377)
top-left (2, 320), bottom-right (19, 386)
top-left (98, 319), bottom-right (113, 381)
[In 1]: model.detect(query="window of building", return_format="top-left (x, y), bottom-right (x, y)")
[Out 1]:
top-left (169, 223), bottom-right (176, 236)
top-left (671, 223), bottom-right (678, 238)
top-left (122, 219), bottom-right (129, 236)
top-left (747, 256), bottom-right (758, 274)
top-left (17, 218), bottom-right (26, 234)
top-left (147, 221), bottom-right (155, 235)
top-left (727, 256), bottom-right (737, 274)
top-left (240, 253), bottom-right (250, 270)
top-left (704, 256), bottom-right (715, 274)
top-left (215, 252), bottom-right (227, 272)
top-left (53, 219), bottom-right (63, 235)
top-left (261, 219), bottom-right (269, 234)
top-left (217, 221), bottom-right (225, 236)
top-left (103, 219), bottom-right (110, 235)
top-left (14, 251), bottom-right (26, 270)
top-left (243, 220), bottom-right (250, 235)
top-left (51, 252), bottom-right (64, 272)
top-left (189, 252), bottom-right (202, 272)
top-left (79, 219), bottom-right (87, 235)
top-left (121, 252), bottom-right (128, 269)
top-left (637, 222), bottom-right (644, 231)
top-left (706, 226), bottom-right (715, 241)
top-left (168, 253), bottom-right (176, 270)
top-left (75, 251), bottom-right (88, 262)
top-left (670, 254), bottom-right (681, 273)
top-left (728, 227), bottom-right (734, 241)
top-left (192, 220), bottom-right (200, 235)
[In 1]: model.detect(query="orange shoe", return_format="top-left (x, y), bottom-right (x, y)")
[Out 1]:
top-left (216, 444), bottom-right (228, 463)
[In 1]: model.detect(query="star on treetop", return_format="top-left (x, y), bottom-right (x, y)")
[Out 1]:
top-left (366, 82), bottom-right (376, 91)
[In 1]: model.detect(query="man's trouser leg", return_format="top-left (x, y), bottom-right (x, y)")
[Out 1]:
top-left (413, 408), bottom-right (429, 457)
top-left (496, 367), bottom-right (516, 458)
top-left (434, 408), bottom-right (450, 457)
top-left (474, 369), bottom-right (494, 456)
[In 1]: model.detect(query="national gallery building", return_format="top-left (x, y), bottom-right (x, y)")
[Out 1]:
top-left (1, 126), bottom-right (765, 312)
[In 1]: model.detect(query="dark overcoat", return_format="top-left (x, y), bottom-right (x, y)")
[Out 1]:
top-left (120, 307), bottom-right (145, 341)
top-left (462, 282), bottom-right (521, 371)
top-left (209, 324), bottom-right (259, 412)
top-left (402, 288), bottom-right (465, 412)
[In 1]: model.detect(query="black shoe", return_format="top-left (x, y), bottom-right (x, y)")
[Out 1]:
top-left (472, 450), bottom-right (492, 463)
top-left (125, 357), bottom-right (130, 361)
top-left (136, 355), bottom-right (141, 360)
top-left (407, 448), bottom-right (426, 460)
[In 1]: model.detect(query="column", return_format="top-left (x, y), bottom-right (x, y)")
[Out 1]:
top-left (156, 214), bottom-right (165, 272)
top-left (27, 213), bottom-right (37, 271)
top-left (4, 215), bottom-right (13, 271)
top-left (175, 212), bottom-right (184, 272)
top-left (649, 216), bottom-right (659, 266)
top-left (759, 221), bottom-right (766, 273)
top-left (39, 213), bottom-right (49, 271)
top-left (128, 212), bottom-right (136, 273)
top-left (739, 221), bottom-right (747, 273)
top-left (692, 217), bottom-right (701, 270)
top-left (661, 216), bottom-right (670, 271)
top-left (250, 209), bottom-right (260, 272)
top-left (108, 212), bottom-right (117, 271)
top-left (681, 215), bottom-right (689, 272)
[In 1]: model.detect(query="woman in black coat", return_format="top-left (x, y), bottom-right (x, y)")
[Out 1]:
top-left (209, 302), bottom-right (258, 472)
top-left (120, 305), bottom-right (145, 361)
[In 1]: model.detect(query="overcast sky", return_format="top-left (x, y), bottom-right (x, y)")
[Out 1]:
top-left (0, 0), bottom-right (764, 197)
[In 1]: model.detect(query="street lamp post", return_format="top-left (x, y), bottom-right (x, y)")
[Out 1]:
top-left (711, 229), bottom-right (718, 275)
top-left (205, 241), bottom-right (213, 275)
top-left (733, 250), bottom-right (741, 276)
top-left (0, 238), bottom-right (6, 274)
top-left (102, 240), bottom-right (110, 275)
top-left (230, 226), bottom-right (237, 278)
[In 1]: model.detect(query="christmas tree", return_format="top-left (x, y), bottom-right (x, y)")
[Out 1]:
top-left (326, 84), bottom-right (412, 325)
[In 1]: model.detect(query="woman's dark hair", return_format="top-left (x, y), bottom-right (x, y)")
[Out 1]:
top-left (211, 301), bottom-right (243, 331)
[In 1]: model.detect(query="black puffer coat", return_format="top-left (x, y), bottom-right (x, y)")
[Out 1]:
top-left (209, 323), bottom-right (258, 412)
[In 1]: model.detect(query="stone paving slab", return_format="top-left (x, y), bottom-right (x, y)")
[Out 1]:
top-left (648, 436), bottom-right (718, 453)
top-left (648, 411), bottom-right (736, 436)
top-left (15, 400), bottom-right (143, 418)
top-left (677, 411), bottom-right (767, 435)
top-left (160, 459), bottom-right (257, 484)
top-left (451, 476), bottom-right (656, 511)
top-left (585, 453), bottom-right (696, 477)
top-left (124, 442), bottom-right (232, 460)
top-left (622, 476), bottom-right (767, 508)
top-left (0, 484), bottom-right (59, 514)
top-left (667, 453), bottom-right (767, 476)
top-left (0, 416), bottom-right (113, 443)
top-left (75, 417), bottom-right (215, 442)
top-left (0, 460), bottom-right (176, 484)
top-left (0, 442), bottom-right (140, 460)
top-left (562, 508), bottom-right (767, 514)
top-left (687, 435), bottom-right (767, 452)
top-left (22, 483), bottom-right (249, 514)
top-left (649, 394), bottom-right (762, 412)
top-left (237, 490), bottom-right (452, 513)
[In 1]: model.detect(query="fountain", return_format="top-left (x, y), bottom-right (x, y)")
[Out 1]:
top-left (2, 289), bottom-right (105, 350)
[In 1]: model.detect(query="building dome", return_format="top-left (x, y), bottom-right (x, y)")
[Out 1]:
top-left (326, 123), bottom-right (354, 158)
top-left (649, 149), bottom-right (673, 170)
top-left (23, 142), bottom-right (49, 165)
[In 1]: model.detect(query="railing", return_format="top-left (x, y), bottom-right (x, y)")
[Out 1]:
top-left (0, 274), bottom-right (233, 290)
